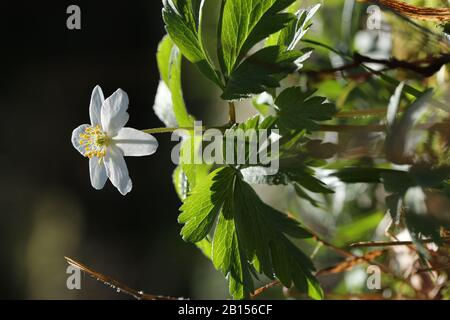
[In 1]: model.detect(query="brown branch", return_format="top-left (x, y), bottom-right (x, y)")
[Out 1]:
top-left (64, 257), bottom-right (183, 300)
top-left (250, 280), bottom-right (281, 298)
top-left (353, 53), bottom-right (450, 78)
top-left (319, 122), bottom-right (448, 133)
top-left (304, 53), bottom-right (450, 78)
top-left (316, 250), bottom-right (385, 276)
top-left (359, 0), bottom-right (450, 21)
top-left (416, 264), bottom-right (450, 273)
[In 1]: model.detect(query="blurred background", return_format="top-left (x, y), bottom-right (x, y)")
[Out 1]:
top-left (0, 0), bottom-right (230, 299)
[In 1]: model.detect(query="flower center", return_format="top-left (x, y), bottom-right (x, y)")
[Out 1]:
top-left (79, 125), bottom-right (110, 159)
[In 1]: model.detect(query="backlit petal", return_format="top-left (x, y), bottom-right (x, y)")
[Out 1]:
top-left (113, 128), bottom-right (159, 157)
top-left (89, 85), bottom-right (105, 125)
top-left (71, 124), bottom-right (90, 156)
top-left (89, 157), bottom-right (108, 190)
top-left (101, 88), bottom-right (130, 135)
top-left (104, 145), bottom-right (132, 195)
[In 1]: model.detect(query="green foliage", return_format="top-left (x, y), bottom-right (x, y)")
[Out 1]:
top-left (267, 4), bottom-right (321, 50)
top-left (180, 166), bottom-right (321, 299)
top-left (163, 0), bottom-right (319, 101)
top-left (275, 87), bottom-right (336, 132)
top-left (156, 0), bottom-right (450, 300)
top-left (179, 167), bottom-right (235, 242)
top-left (162, 0), bottom-right (222, 86)
top-left (222, 46), bottom-right (306, 100)
top-left (218, 0), bottom-right (296, 76)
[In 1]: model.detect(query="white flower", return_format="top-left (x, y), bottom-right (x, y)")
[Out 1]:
top-left (72, 86), bottom-right (158, 195)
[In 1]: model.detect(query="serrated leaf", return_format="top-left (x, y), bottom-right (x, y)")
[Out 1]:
top-left (230, 177), bottom-right (320, 299)
top-left (222, 46), bottom-right (303, 100)
top-left (179, 167), bottom-right (235, 242)
top-left (219, 0), bottom-right (296, 76)
top-left (172, 165), bottom-right (189, 201)
top-left (180, 163), bottom-right (321, 299)
top-left (180, 133), bottom-right (212, 188)
top-left (163, 0), bottom-right (222, 86)
top-left (275, 87), bottom-right (336, 132)
top-left (196, 238), bottom-right (213, 260)
top-left (267, 4), bottom-right (321, 50)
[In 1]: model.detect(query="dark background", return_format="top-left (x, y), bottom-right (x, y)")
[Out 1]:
top-left (0, 1), bottom-right (226, 299)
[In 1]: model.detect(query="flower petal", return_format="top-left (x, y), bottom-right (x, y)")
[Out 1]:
top-left (89, 157), bottom-right (108, 190)
top-left (71, 124), bottom-right (90, 156)
top-left (89, 85), bottom-right (105, 125)
top-left (101, 88), bottom-right (130, 135)
top-left (104, 145), bottom-right (132, 195)
top-left (113, 128), bottom-right (159, 157)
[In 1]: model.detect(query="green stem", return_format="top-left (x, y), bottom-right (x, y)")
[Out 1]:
top-left (142, 124), bottom-right (231, 135)
top-left (336, 108), bottom-right (401, 118)
top-left (142, 122), bottom-right (446, 135)
top-left (228, 102), bottom-right (236, 124)
top-left (319, 124), bottom-right (385, 132)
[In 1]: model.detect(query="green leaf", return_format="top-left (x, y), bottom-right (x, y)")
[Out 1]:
top-left (180, 165), bottom-right (321, 299)
top-left (155, 35), bottom-right (194, 127)
top-left (213, 204), bottom-right (255, 299)
top-left (195, 238), bottom-right (213, 260)
top-left (219, 0), bottom-right (296, 76)
top-left (222, 46), bottom-right (304, 100)
top-left (172, 165), bottom-right (189, 201)
top-left (230, 177), bottom-right (321, 299)
top-left (179, 167), bottom-right (235, 242)
top-left (275, 87), bottom-right (336, 132)
top-left (162, 0), bottom-right (222, 86)
top-left (180, 133), bottom-right (212, 189)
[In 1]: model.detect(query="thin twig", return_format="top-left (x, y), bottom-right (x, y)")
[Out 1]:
top-left (349, 237), bottom-right (450, 248)
top-left (416, 264), bottom-right (450, 273)
top-left (353, 53), bottom-right (450, 78)
top-left (65, 257), bottom-right (183, 300)
top-left (316, 250), bottom-right (386, 276)
top-left (250, 280), bottom-right (281, 298)
top-left (304, 52), bottom-right (450, 78)
top-left (251, 250), bottom-right (385, 298)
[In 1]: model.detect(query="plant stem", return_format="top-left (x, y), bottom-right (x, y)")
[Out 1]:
top-left (228, 101), bottom-right (236, 124)
top-left (336, 108), bottom-right (398, 118)
top-left (142, 125), bottom-right (230, 135)
top-left (318, 124), bottom-right (386, 132)
top-left (142, 127), bottom-right (202, 134)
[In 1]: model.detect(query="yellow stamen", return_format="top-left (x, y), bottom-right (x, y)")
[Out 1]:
top-left (79, 125), bottom-right (110, 159)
